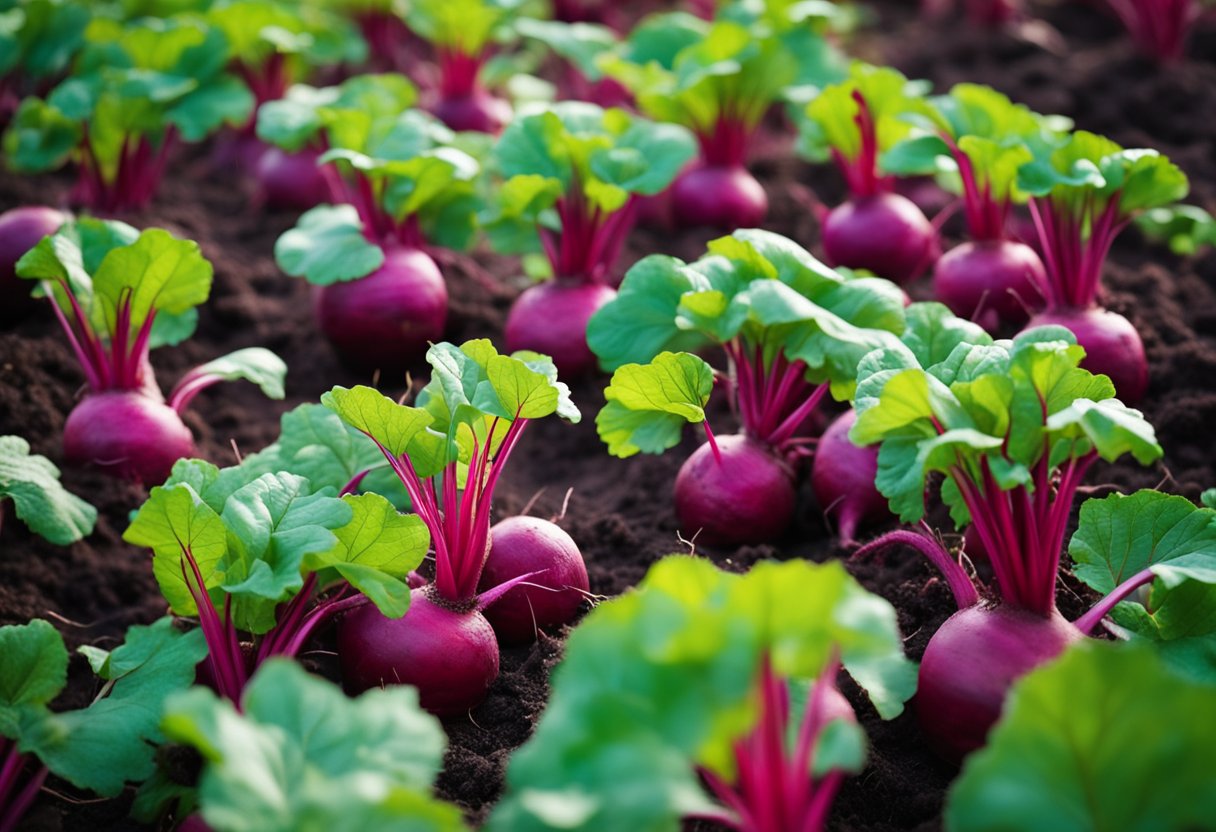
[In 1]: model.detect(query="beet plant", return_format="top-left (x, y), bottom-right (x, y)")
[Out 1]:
top-left (485, 101), bottom-right (696, 375)
top-left (0, 434), bottom-right (95, 544)
top-left (17, 219), bottom-right (287, 485)
top-left (601, 9), bottom-right (847, 229)
top-left (404, 0), bottom-right (531, 133)
top-left (322, 339), bottom-right (581, 715)
top-left (1102, 0), bottom-right (1216, 62)
top-left (268, 86), bottom-right (480, 371)
top-left (588, 228), bottom-right (906, 546)
top-left (336, 0), bottom-right (412, 70)
top-left (1016, 130), bottom-right (1189, 402)
top-left (800, 63), bottom-right (938, 284)
top-left (0, 618), bottom-right (206, 832)
top-left (0, 0), bottom-right (89, 125)
top-left (849, 328), bottom-right (1163, 759)
top-left (126, 457), bottom-right (427, 702)
top-left (2, 15), bottom-right (253, 213)
top-left (160, 660), bottom-right (466, 832)
top-left (946, 641), bottom-right (1216, 831)
top-left (489, 555), bottom-right (916, 831)
top-left (883, 84), bottom-right (1065, 329)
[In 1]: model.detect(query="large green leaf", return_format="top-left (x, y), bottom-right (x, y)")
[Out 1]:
top-left (597, 352), bottom-right (715, 458)
top-left (179, 348), bottom-right (288, 401)
top-left (0, 619), bottom-right (67, 738)
top-left (275, 204), bottom-right (385, 286)
top-left (0, 435), bottom-right (96, 545)
top-left (162, 660), bottom-right (464, 832)
top-left (945, 641), bottom-right (1216, 832)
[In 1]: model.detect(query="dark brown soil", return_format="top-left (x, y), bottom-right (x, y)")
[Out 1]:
top-left (1, 2), bottom-right (1213, 830)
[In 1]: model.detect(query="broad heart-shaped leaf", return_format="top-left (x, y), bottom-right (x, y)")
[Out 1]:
top-left (126, 483), bottom-right (229, 617)
top-left (182, 348), bottom-right (288, 401)
top-left (945, 641), bottom-right (1216, 832)
top-left (18, 619), bottom-right (207, 798)
top-left (303, 493), bottom-right (429, 618)
top-left (322, 385), bottom-right (454, 479)
top-left (275, 204), bottom-right (385, 286)
top-left (90, 228), bottom-right (213, 342)
top-left (0, 435), bottom-right (96, 545)
top-left (218, 473), bottom-right (353, 634)
top-left (586, 255), bottom-right (713, 371)
top-left (162, 660), bottom-right (464, 832)
top-left (597, 352), bottom-right (714, 458)
top-left (0, 620), bottom-right (68, 737)
top-left (487, 556), bottom-right (914, 832)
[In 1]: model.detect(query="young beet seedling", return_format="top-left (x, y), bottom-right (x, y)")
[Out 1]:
top-left (1017, 130), bottom-right (1188, 401)
top-left (800, 63), bottom-right (937, 284)
top-left (485, 101), bottom-right (696, 375)
top-left (588, 228), bottom-right (906, 546)
top-left (601, 9), bottom-right (847, 229)
top-left (323, 340), bottom-right (582, 715)
top-left (0, 618), bottom-right (206, 832)
top-left (17, 220), bottom-right (287, 485)
top-left (849, 328), bottom-right (1162, 759)
top-left (489, 556), bottom-right (917, 832)
top-left (267, 82), bottom-right (481, 371)
top-left (883, 84), bottom-right (1065, 329)
top-left (2, 16), bottom-right (253, 213)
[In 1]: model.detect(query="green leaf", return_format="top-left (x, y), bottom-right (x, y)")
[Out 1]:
top-left (0, 435), bottom-right (96, 545)
top-left (0, 619), bottom-right (68, 737)
top-left (803, 62), bottom-right (927, 164)
top-left (1135, 204), bottom-right (1216, 256)
top-left (304, 492), bottom-right (429, 618)
top-left (5, 0), bottom-right (90, 80)
top-left (266, 404), bottom-right (400, 499)
top-left (945, 641), bottom-right (1216, 832)
top-left (516, 18), bottom-right (617, 79)
top-left (2, 96), bottom-right (81, 172)
top-left (162, 660), bottom-right (464, 832)
top-left (182, 348), bottom-right (288, 400)
top-left (19, 619), bottom-right (207, 797)
top-left (275, 204), bottom-right (385, 286)
top-left (597, 352), bottom-right (714, 458)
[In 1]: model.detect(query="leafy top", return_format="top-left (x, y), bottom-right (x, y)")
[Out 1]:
top-left (0, 0), bottom-right (90, 81)
top-left (801, 62), bottom-right (929, 164)
top-left (204, 0), bottom-right (366, 72)
top-left (403, 0), bottom-right (531, 55)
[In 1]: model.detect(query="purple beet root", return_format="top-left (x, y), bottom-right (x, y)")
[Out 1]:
top-left (63, 391), bottom-right (195, 485)
top-left (822, 192), bottom-right (936, 284)
top-left (811, 410), bottom-right (889, 545)
top-left (313, 246), bottom-right (448, 372)
top-left (933, 239), bottom-right (1046, 330)
top-left (478, 516), bottom-right (590, 644)
top-left (255, 146), bottom-right (332, 210)
top-left (916, 603), bottom-right (1083, 760)
top-left (338, 588), bottom-right (500, 716)
top-left (671, 163), bottom-right (768, 230)
top-left (504, 280), bottom-right (617, 376)
top-left (432, 90), bottom-right (513, 134)
top-left (1026, 307), bottom-right (1147, 402)
top-left (675, 434), bottom-right (796, 547)
top-left (0, 206), bottom-right (69, 325)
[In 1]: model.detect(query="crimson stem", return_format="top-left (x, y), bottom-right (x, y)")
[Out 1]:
top-left (722, 339), bottom-right (830, 452)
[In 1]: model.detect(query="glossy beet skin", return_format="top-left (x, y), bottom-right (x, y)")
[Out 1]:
top-left (916, 603), bottom-right (1083, 760)
top-left (313, 246), bottom-right (448, 372)
top-left (63, 391), bottom-right (196, 485)
top-left (670, 163), bottom-right (768, 230)
top-left (933, 239), bottom-right (1046, 330)
top-left (504, 280), bottom-right (617, 377)
top-left (675, 434), bottom-right (796, 547)
top-left (255, 146), bottom-right (332, 211)
top-left (0, 207), bottom-right (68, 324)
top-left (338, 588), bottom-right (499, 716)
top-left (477, 516), bottom-right (590, 644)
top-left (822, 191), bottom-right (936, 285)
top-left (811, 410), bottom-right (888, 545)
top-left (432, 89), bottom-right (513, 134)
top-left (1027, 306), bottom-right (1147, 402)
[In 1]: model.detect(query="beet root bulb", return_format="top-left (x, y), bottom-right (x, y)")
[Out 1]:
top-left (0, 206), bottom-right (69, 325)
top-left (811, 410), bottom-right (889, 545)
top-left (504, 280), bottom-right (616, 377)
top-left (1026, 307), bottom-right (1147, 402)
top-left (933, 239), bottom-right (1046, 330)
top-left (822, 192), bottom-right (936, 284)
top-left (671, 163), bottom-right (768, 230)
top-left (63, 391), bottom-right (195, 485)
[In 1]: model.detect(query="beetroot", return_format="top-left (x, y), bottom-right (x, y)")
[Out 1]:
top-left (811, 410), bottom-right (888, 545)
top-left (1026, 307), bottom-right (1147, 402)
top-left (933, 239), bottom-right (1046, 330)
top-left (822, 192), bottom-right (936, 284)
top-left (0, 206), bottom-right (68, 325)
top-left (313, 246), bottom-right (448, 372)
top-left (504, 281), bottom-right (616, 376)
top-left (338, 588), bottom-right (500, 716)
top-left (916, 603), bottom-right (1083, 759)
top-left (432, 89), bottom-right (513, 134)
top-left (670, 163), bottom-right (768, 230)
top-left (477, 516), bottom-right (589, 644)
top-left (62, 391), bottom-right (196, 485)
top-left (675, 434), bottom-right (796, 547)
top-left (255, 146), bottom-right (332, 211)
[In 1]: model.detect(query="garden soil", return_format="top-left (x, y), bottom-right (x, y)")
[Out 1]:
top-left (1, 2), bottom-right (1213, 829)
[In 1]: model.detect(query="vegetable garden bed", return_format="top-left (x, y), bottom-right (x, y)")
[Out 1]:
top-left (1, 1), bottom-right (1214, 830)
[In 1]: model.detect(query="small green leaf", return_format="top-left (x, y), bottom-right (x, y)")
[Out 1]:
top-left (597, 352), bottom-right (714, 458)
top-left (0, 435), bottom-right (96, 545)
top-left (0, 619), bottom-right (68, 734)
top-left (181, 348), bottom-right (288, 400)
top-left (275, 204), bottom-right (385, 286)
